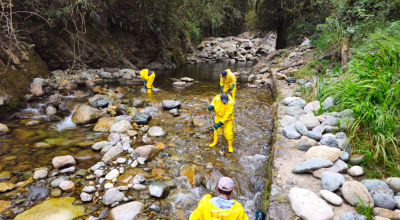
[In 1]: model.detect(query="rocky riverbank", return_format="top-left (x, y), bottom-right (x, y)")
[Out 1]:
top-left (187, 32), bottom-right (276, 65)
top-left (264, 46), bottom-right (400, 220)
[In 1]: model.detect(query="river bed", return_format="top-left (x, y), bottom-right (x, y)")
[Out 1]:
top-left (0, 62), bottom-right (273, 219)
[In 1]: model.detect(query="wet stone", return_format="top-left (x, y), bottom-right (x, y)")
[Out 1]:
top-left (51, 176), bottom-right (69, 188)
top-left (81, 192), bottom-right (93, 202)
top-left (51, 189), bottom-right (62, 197)
top-left (134, 112), bottom-right (152, 125)
top-left (102, 188), bottom-right (125, 205)
top-left (25, 187), bottom-right (50, 201)
top-left (162, 100), bottom-right (181, 109)
top-left (149, 182), bottom-right (170, 198)
top-left (92, 141), bottom-right (109, 151)
top-left (83, 186), bottom-right (96, 193)
top-left (91, 162), bottom-right (105, 171)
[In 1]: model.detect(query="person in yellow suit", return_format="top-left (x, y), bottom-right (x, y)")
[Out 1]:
top-left (220, 69), bottom-right (237, 101)
top-left (208, 93), bottom-right (235, 152)
top-left (189, 176), bottom-right (248, 220)
top-left (139, 69), bottom-right (155, 93)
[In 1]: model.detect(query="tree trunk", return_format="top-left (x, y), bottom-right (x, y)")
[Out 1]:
top-left (341, 34), bottom-right (352, 73)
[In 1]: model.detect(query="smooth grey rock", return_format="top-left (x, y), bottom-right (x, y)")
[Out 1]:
top-left (340, 151), bottom-right (350, 162)
top-left (102, 188), bottom-right (125, 205)
top-left (92, 141), bottom-right (109, 151)
top-left (134, 112), bottom-right (152, 125)
top-left (306, 131), bottom-right (322, 141)
top-left (304, 101), bottom-right (320, 113)
top-left (336, 132), bottom-right (348, 140)
top-left (292, 158), bottom-right (333, 173)
top-left (131, 145), bottom-right (160, 162)
top-left (386, 177), bottom-right (400, 193)
top-left (282, 124), bottom-right (301, 139)
top-left (91, 162), bottom-right (105, 171)
top-left (320, 137), bottom-right (339, 148)
top-left (372, 193), bottom-right (396, 209)
top-left (51, 177), bottom-right (69, 188)
top-left (296, 136), bottom-right (318, 151)
top-left (280, 115), bottom-right (297, 127)
top-left (299, 114), bottom-right (320, 129)
top-left (394, 196), bottom-right (400, 209)
top-left (285, 106), bottom-right (305, 116)
top-left (101, 144), bottom-right (123, 162)
top-left (312, 125), bottom-right (326, 134)
top-left (321, 115), bottom-right (338, 126)
top-left (83, 186), bottom-right (96, 193)
top-left (370, 186), bottom-right (394, 198)
top-left (289, 99), bottom-right (307, 109)
top-left (295, 121), bottom-right (308, 135)
top-left (25, 187), bottom-right (50, 201)
top-left (108, 133), bottom-right (121, 142)
top-left (114, 115), bottom-right (133, 123)
top-left (162, 100), bottom-right (181, 109)
top-left (338, 109), bottom-right (353, 118)
top-left (322, 96), bottom-right (334, 110)
top-left (298, 79), bottom-right (308, 85)
top-left (361, 179), bottom-right (390, 192)
top-left (340, 212), bottom-right (366, 220)
top-left (321, 171), bottom-right (345, 191)
top-left (149, 182), bottom-right (170, 198)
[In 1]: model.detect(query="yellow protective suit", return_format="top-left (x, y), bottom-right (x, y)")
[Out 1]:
top-left (140, 69), bottom-right (155, 93)
top-left (220, 69), bottom-right (237, 101)
top-left (209, 94), bottom-right (235, 152)
top-left (189, 194), bottom-right (248, 220)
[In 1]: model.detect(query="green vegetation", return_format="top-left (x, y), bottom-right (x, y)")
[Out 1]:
top-left (355, 196), bottom-right (373, 220)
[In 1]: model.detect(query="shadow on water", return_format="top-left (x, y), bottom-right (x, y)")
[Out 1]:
top-left (0, 62), bottom-right (273, 219)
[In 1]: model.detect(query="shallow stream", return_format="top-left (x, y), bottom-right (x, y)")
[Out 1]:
top-left (0, 62), bottom-right (274, 219)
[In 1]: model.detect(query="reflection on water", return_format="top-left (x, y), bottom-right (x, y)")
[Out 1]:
top-left (0, 62), bottom-right (272, 219)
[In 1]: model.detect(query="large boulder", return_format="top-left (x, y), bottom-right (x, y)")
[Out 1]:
top-left (71, 104), bottom-right (100, 124)
top-left (110, 120), bottom-right (133, 133)
top-left (134, 112), bottom-right (152, 125)
top-left (52, 155), bottom-right (76, 169)
top-left (109, 202), bottom-right (145, 220)
top-left (162, 100), bottom-right (181, 109)
top-left (288, 188), bottom-right (334, 220)
top-left (131, 145), bottom-right (160, 162)
top-left (342, 181), bottom-right (374, 207)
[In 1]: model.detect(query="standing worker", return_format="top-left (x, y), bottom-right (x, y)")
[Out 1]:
top-left (220, 69), bottom-right (237, 101)
top-left (189, 176), bottom-right (248, 220)
top-left (208, 93), bottom-right (235, 152)
top-left (139, 69), bottom-right (155, 93)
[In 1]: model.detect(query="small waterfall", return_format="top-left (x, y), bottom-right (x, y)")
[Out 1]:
top-left (52, 111), bottom-right (76, 132)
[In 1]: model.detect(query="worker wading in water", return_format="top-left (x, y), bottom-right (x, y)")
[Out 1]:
top-left (208, 93), bottom-right (235, 152)
top-left (139, 69), bottom-right (155, 93)
top-left (220, 69), bottom-right (237, 101)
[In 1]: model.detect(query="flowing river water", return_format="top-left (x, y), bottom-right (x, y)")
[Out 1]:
top-left (0, 62), bottom-right (274, 219)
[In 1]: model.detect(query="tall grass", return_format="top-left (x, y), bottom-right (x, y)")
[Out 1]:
top-left (327, 22), bottom-right (400, 164)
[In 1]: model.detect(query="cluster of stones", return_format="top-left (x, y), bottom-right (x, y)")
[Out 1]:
top-left (280, 96), bottom-right (400, 219)
top-left (170, 77), bottom-right (196, 88)
top-left (187, 32), bottom-right (276, 64)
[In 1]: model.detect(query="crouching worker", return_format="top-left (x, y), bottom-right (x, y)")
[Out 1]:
top-left (208, 93), bottom-right (235, 152)
top-left (189, 176), bottom-right (248, 220)
top-left (139, 69), bottom-right (155, 93)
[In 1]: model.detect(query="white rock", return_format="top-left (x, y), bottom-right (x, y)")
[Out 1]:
top-left (52, 155), bottom-right (76, 169)
top-left (320, 190), bottom-right (343, 205)
top-left (348, 166), bottom-right (364, 177)
top-left (105, 169), bottom-right (120, 180)
top-left (117, 158), bottom-right (127, 164)
top-left (80, 192), bottom-right (93, 202)
top-left (94, 169), bottom-right (105, 177)
top-left (108, 201), bottom-right (144, 220)
top-left (104, 183), bottom-right (114, 189)
top-left (288, 187), bottom-right (334, 220)
top-left (59, 180), bottom-right (75, 191)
